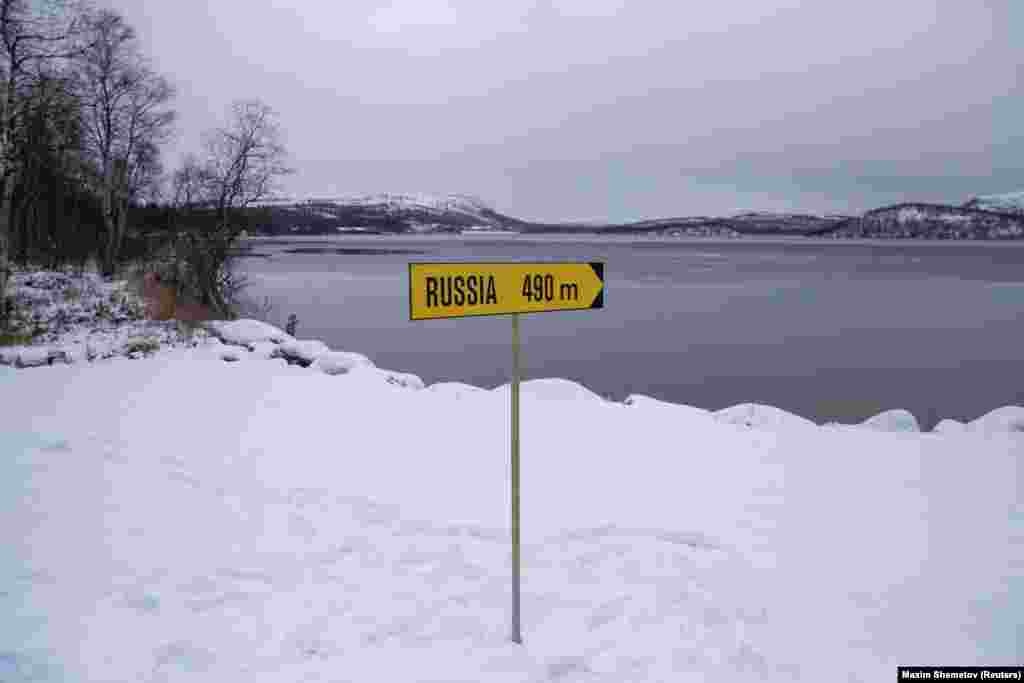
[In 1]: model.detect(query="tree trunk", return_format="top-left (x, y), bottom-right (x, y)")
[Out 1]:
top-left (103, 201), bottom-right (127, 277)
top-left (0, 171), bottom-right (12, 302)
top-left (100, 201), bottom-right (126, 279)
top-left (0, 213), bottom-right (8, 302)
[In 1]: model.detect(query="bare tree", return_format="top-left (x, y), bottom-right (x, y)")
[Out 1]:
top-left (0, 0), bottom-right (82, 295)
top-left (170, 152), bottom-right (207, 210)
top-left (203, 99), bottom-right (290, 229)
top-left (170, 99), bottom-right (290, 316)
top-left (76, 8), bottom-right (174, 277)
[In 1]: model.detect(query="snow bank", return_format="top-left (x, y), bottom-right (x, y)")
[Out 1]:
top-left (623, 393), bottom-right (711, 419)
top-left (246, 341), bottom-right (279, 359)
top-left (0, 269), bottom-right (205, 367)
top-left (491, 377), bottom-right (606, 403)
top-left (310, 351), bottom-right (375, 375)
top-left (206, 318), bottom-right (293, 346)
top-left (859, 409), bottom-right (921, 433)
top-left (912, 408), bottom-right (1024, 435)
top-left (968, 405), bottom-right (1024, 433)
top-left (1, 352), bottom-right (1020, 682)
top-left (714, 402), bottom-right (817, 430)
top-left (274, 338), bottom-right (331, 365)
top-left (2, 268), bottom-right (388, 378)
top-left (12, 345), bottom-right (63, 367)
top-left (932, 418), bottom-right (966, 434)
top-left (219, 346), bottom-right (246, 362)
top-left (427, 381), bottom-right (487, 399)
top-left (346, 364), bottom-right (425, 390)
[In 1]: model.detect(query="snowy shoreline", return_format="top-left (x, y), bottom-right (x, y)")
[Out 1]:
top-left (2, 269), bottom-right (1022, 681)
top-left (2, 268), bottom-right (1021, 434)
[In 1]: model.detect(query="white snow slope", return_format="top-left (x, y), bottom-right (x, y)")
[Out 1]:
top-left (254, 193), bottom-right (495, 217)
top-left (1, 341), bottom-right (1022, 680)
top-left (969, 191), bottom-right (1024, 215)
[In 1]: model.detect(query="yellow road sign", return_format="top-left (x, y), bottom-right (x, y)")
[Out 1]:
top-left (408, 262), bottom-right (605, 320)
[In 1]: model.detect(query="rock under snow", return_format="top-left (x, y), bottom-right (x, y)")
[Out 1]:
top-left (12, 346), bottom-right (72, 368)
top-left (246, 341), bottom-right (280, 359)
top-left (859, 409), bottom-right (921, 433)
top-left (274, 339), bottom-right (331, 366)
top-left (309, 351), bottom-right (374, 376)
top-left (0, 347), bottom-right (22, 365)
top-left (206, 319), bottom-right (293, 347)
top-left (714, 403), bottom-right (817, 430)
top-left (220, 347), bottom-right (245, 362)
top-left (11, 346), bottom-right (49, 367)
top-left (967, 405), bottom-right (1024, 433)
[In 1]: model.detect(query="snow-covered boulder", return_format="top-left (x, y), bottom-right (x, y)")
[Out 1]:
top-left (206, 319), bottom-right (292, 347)
top-left (932, 419), bottom-right (967, 434)
top-left (59, 345), bottom-right (87, 364)
top-left (246, 341), bottom-right (279, 359)
top-left (12, 346), bottom-right (72, 368)
top-left (0, 347), bottom-right (22, 365)
top-left (220, 347), bottom-right (245, 362)
top-left (859, 409), bottom-right (921, 433)
top-left (274, 339), bottom-right (331, 366)
top-left (426, 381), bottom-right (485, 399)
top-left (968, 406), bottom-right (1024, 433)
top-left (310, 351), bottom-right (374, 376)
top-left (84, 339), bottom-right (108, 361)
top-left (714, 403), bottom-right (817, 430)
top-left (381, 370), bottom-right (425, 390)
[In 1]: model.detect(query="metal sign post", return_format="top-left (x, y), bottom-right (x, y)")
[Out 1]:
top-left (510, 313), bottom-right (522, 644)
top-left (407, 261), bottom-right (605, 645)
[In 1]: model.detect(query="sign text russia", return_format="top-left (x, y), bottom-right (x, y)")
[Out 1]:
top-left (408, 262), bottom-right (605, 320)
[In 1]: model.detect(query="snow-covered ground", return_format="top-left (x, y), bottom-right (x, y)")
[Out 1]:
top-left (1, 276), bottom-right (1022, 681)
top-left (969, 191), bottom-right (1024, 215)
top-left (0, 270), bottom-right (206, 367)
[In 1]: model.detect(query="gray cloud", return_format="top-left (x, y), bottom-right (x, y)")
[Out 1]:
top-left (110, 0), bottom-right (1021, 220)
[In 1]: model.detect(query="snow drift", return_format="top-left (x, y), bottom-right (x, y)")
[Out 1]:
top-left (2, 331), bottom-right (1021, 682)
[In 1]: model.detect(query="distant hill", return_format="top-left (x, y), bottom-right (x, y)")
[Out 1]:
top-left (247, 191), bottom-right (1024, 240)
top-left (252, 194), bottom-right (522, 235)
top-left (821, 203), bottom-right (1024, 240)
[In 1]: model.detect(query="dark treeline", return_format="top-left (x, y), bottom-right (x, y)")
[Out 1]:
top-left (0, 0), bottom-right (290, 321)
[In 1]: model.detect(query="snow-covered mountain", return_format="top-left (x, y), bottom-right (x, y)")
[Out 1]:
top-left (246, 194), bottom-right (1024, 239)
top-left (827, 203), bottom-right (1024, 239)
top-left (963, 190), bottom-right (1024, 215)
top-left (252, 193), bottom-right (518, 234)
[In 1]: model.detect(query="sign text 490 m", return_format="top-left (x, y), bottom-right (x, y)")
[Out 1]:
top-left (408, 262), bottom-right (605, 320)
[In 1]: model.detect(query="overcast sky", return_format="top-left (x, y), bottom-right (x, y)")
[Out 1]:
top-left (109, 0), bottom-right (1021, 221)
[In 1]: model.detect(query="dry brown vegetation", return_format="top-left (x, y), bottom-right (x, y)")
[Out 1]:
top-left (137, 271), bottom-right (218, 323)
